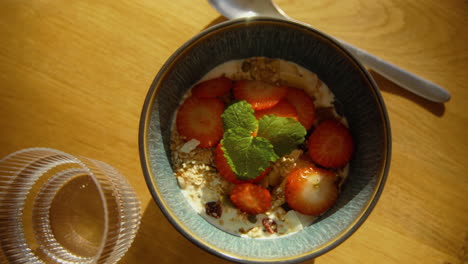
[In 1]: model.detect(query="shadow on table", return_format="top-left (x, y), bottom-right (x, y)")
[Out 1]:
top-left (125, 200), bottom-right (316, 263)
top-left (369, 70), bottom-right (446, 117)
top-left (123, 200), bottom-right (232, 264)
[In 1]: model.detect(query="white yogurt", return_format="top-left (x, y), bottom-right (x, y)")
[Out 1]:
top-left (171, 57), bottom-right (348, 238)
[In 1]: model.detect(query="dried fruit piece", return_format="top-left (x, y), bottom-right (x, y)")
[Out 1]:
top-left (205, 201), bottom-right (222, 218)
top-left (247, 214), bottom-right (258, 223)
top-left (176, 97), bottom-right (224, 147)
top-left (285, 165), bottom-right (338, 216)
top-left (262, 218), bottom-right (278, 234)
top-left (230, 183), bottom-right (272, 214)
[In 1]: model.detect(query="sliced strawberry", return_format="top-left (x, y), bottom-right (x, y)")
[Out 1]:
top-left (254, 99), bottom-right (298, 120)
top-left (308, 119), bottom-right (354, 168)
top-left (230, 183), bottom-right (272, 214)
top-left (286, 87), bottom-right (316, 130)
top-left (214, 144), bottom-right (269, 184)
top-left (191, 76), bottom-right (233, 98)
top-left (233, 80), bottom-right (287, 110)
top-left (285, 165), bottom-right (338, 216)
top-left (251, 128), bottom-right (258, 137)
top-left (176, 97), bottom-right (224, 148)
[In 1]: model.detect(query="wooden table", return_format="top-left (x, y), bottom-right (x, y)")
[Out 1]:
top-left (1, 0), bottom-right (467, 263)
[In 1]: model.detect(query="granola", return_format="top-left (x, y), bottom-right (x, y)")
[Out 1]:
top-left (171, 57), bottom-right (348, 238)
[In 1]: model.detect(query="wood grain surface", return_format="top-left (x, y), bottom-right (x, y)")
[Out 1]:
top-left (0, 0), bottom-right (467, 263)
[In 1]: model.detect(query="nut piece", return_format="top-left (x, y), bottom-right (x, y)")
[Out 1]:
top-left (205, 201), bottom-right (222, 218)
top-left (262, 217), bottom-right (278, 234)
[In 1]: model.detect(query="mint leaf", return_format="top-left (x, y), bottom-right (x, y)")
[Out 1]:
top-left (257, 115), bottom-right (307, 157)
top-left (221, 100), bottom-right (257, 133)
top-left (222, 128), bottom-right (279, 180)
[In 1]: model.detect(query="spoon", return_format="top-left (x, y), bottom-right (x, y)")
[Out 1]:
top-left (208, 0), bottom-right (451, 103)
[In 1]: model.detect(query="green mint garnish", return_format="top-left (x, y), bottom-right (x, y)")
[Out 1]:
top-left (220, 100), bottom-right (306, 180)
top-left (221, 100), bottom-right (258, 133)
top-left (257, 115), bottom-right (307, 157)
top-left (221, 128), bottom-right (279, 180)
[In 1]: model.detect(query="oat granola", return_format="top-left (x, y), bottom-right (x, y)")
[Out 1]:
top-left (171, 57), bottom-right (349, 238)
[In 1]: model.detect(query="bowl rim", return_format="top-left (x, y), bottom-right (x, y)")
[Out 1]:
top-left (139, 17), bottom-right (391, 263)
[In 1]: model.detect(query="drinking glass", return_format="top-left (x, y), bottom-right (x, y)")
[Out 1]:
top-left (0, 148), bottom-right (141, 264)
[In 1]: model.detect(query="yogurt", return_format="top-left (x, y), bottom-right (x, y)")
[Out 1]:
top-left (170, 57), bottom-right (348, 238)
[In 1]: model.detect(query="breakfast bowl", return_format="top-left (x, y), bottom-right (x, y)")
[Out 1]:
top-left (139, 17), bottom-right (391, 263)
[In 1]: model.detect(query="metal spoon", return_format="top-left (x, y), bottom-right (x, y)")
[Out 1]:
top-left (208, 0), bottom-right (451, 103)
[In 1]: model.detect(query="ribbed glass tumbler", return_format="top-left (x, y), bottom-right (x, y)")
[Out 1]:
top-left (0, 148), bottom-right (141, 264)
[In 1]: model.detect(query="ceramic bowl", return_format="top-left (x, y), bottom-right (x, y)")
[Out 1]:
top-left (139, 17), bottom-right (391, 263)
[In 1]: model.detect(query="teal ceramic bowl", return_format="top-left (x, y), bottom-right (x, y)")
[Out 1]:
top-left (139, 17), bottom-right (391, 263)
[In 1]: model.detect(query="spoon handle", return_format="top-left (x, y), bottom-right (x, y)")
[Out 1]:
top-left (338, 40), bottom-right (450, 102)
top-left (208, 0), bottom-right (451, 102)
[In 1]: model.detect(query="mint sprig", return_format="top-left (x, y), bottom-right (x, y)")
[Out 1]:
top-left (220, 100), bottom-right (306, 180)
top-left (221, 101), bottom-right (258, 133)
top-left (221, 128), bottom-right (278, 180)
top-left (257, 115), bottom-right (307, 157)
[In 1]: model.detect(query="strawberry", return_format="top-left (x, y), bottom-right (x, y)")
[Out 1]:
top-left (230, 183), bottom-right (272, 214)
top-left (308, 119), bottom-right (354, 168)
top-left (233, 80), bottom-right (288, 110)
top-left (176, 97), bottom-right (224, 148)
top-left (251, 128), bottom-right (258, 137)
top-left (191, 76), bottom-right (233, 98)
top-left (285, 165), bottom-right (338, 216)
top-left (254, 99), bottom-right (299, 120)
top-left (286, 87), bottom-right (315, 130)
top-left (214, 144), bottom-right (269, 184)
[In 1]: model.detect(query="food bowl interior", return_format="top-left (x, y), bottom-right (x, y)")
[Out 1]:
top-left (140, 18), bottom-right (390, 263)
